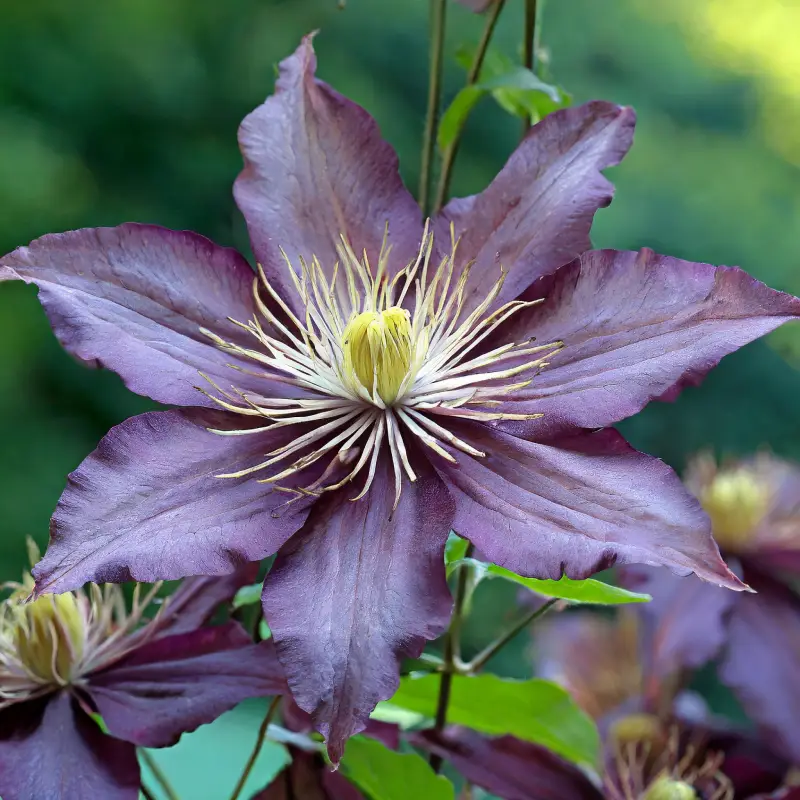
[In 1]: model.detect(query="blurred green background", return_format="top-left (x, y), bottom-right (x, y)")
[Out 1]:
top-left (1, 0), bottom-right (799, 793)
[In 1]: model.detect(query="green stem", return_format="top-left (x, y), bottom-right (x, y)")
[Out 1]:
top-left (140, 750), bottom-right (180, 800)
top-left (419, 0), bottom-right (448, 215)
top-left (433, 0), bottom-right (507, 213)
top-left (466, 598), bottom-right (558, 674)
top-left (228, 696), bottom-right (282, 800)
top-left (521, 0), bottom-right (539, 135)
top-left (429, 543), bottom-right (474, 773)
top-left (140, 783), bottom-right (158, 800)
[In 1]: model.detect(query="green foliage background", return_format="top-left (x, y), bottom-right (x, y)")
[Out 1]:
top-left (0, 1), bottom-right (798, 794)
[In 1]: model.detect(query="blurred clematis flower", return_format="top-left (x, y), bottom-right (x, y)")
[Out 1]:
top-left (624, 453), bottom-right (800, 766)
top-left (0, 562), bottom-right (284, 800)
top-left (2, 35), bottom-right (799, 759)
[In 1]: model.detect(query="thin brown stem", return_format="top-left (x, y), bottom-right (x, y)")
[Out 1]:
top-left (466, 597), bottom-right (558, 673)
top-left (140, 783), bottom-right (158, 800)
top-left (228, 696), bottom-right (282, 800)
top-left (429, 543), bottom-right (474, 773)
top-left (140, 750), bottom-right (180, 800)
top-left (419, 0), bottom-right (448, 215)
top-left (433, 0), bottom-right (507, 213)
top-left (521, 0), bottom-right (539, 136)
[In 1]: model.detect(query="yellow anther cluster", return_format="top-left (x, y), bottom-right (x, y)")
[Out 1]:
top-left (342, 307), bottom-right (413, 404)
top-left (700, 469), bottom-right (770, 551)
top-left (643, 777), bottom-right (697, 800)
top-left (7, 591), bottom-right (86, 684)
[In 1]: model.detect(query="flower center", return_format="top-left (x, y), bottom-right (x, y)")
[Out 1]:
top-left (342, 307), bottom-right (415, 404)
top-left (699, 469), bottom-right (770, 551)
top-left (200, 222), bottom-right (562, 507)
top-left (5, 591), bottom-right (86, 685)
top-left (643, 778), bottom-right (697, 800)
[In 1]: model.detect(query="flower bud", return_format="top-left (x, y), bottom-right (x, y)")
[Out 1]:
top-left (343, 307), bottom-right (413, 404)
top-left (643, 777), bottom-right (697, 800)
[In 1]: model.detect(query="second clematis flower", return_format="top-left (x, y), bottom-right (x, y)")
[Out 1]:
top-left (2, 36), bottom-right (800, 760)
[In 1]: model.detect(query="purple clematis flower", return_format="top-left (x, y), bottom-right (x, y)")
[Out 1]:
top-left (623, 452), bottom-right (800, 766)
top-left (2, 35), bottom-right (800, 760)
top-left (0, 564), bottom-right (284, 800)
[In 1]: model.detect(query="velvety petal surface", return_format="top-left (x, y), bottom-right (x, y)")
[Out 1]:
top-left (719, 577), bottom-right (800, 762)
top-left (252, 751), bottom-right (363, 800)
top-left (494, 249), bottom-right (800, 436)
top-left (87, 623), bottom-right (285, 748)
top-left (33, 409), bottom-right (315, 595)
top-left (0, 223), bottom-right (280, 407)
top-left (262, 459), bottom-right (454, 763)
top-left (436, 422), bottom-right (740, 588)
top-left (235, 36), bottom-right (423, 311)
top-left (0, 692), bottom-right (140, 800)
top-left (621, 565), bottom-right (737, 683)
top-left (413, 729), bottom-right (603, 800)
top-left (435, 102), bottom-right (634, 315)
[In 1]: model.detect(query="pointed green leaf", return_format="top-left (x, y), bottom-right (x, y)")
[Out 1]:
top-left (232, 581), bottom-right (262, 609)
top-left (340, 736), bottom-right (455, 800)
top-left (388, 674), bottom-right (599, 767)
top-left (485, 563), bottom-right (652, 605)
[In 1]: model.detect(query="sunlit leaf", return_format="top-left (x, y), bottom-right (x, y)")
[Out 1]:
top-left (340, 736), bottom-right (455, 800)
top-left (444, 531), bottom-right (469, 567)
top-left (387, 674), bottom-right (599, 767)
top-left (481, 563), bottom-right (652, 605)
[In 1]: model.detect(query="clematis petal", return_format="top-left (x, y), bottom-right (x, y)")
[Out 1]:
top-left (493, 249), bottom-right (800, 436)
top-left (435, 102), bottom-right (634, 315)
top-left (86, 622), bottom-right (285, 748)
top-left (235, 36), bottom-right (423, 309)
top-left (0, 692), bottom-right (140, 800)
top-left (262, 458), bottom-right (454, 764)
top-left (412, 728), bottom-right (603, 800)
top-left (0, 223), bottom-right (288, 408)
top-left (33, 409), bottom-right (315, 595)
top-left (251, 751), bottom-right (363, 800)
top-left (620, 566), bottom-right (737, 683)
top-left (436, 422), bottom-right (741, 589)
top-left (719, 576), bottom-right (800, 762)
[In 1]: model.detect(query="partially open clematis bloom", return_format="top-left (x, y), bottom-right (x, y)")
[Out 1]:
top-left (2, 35), bottom-right (800, 760)
top-left (0, 563), bottom-right (284, 800)
top-left (624, 452), bottom-right (800, 766)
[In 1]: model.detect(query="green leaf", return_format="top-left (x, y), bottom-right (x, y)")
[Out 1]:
top-left (232, 581), bottom-right (262, 609)
top-left (438, 67), bottom-right (563, 150)
top-left (484, 563), bottom-right (652, 605)
top-left (340, 736), bottom-right (455, 800)
top-left (387, 674), bottom-right (599, 767)
top-left (258, 618), bottom-right (272, 640)
top-left (444, 531), bottom-right (469, 567)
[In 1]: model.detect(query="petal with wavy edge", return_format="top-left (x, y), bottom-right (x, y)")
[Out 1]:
top-left (436, 422), bottom-right (742, 589)
top-left (33, 409), bottom-right (315, 595)
top-left (493, 250), bottom-right (800, 436)
top-left (720, 577), bottom-right (800, 762)
top-left (434, 102), bottom-right (634, 315)
top-left (0, 224), bottom-right (295, 408)
top-left (0, 692), bottom-right (140, 800)
top-left (235, 36), bottom-right (423, 312)
top-left (87, 623), bottom-right (285, 748)
top-left (412, 729), bottom-right (603, 800)
top-left (262, 459), bottom-right (454, 764)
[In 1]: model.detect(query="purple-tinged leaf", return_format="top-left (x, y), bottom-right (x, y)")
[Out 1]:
top-left (0, 692), bottom-right (140, 800)
top-left (235, 35), bottom-right (423, 312)
top-left (436, 422), bottom-right (741, 589)
top-left (87, 623), bottom-right (285, 748)
top-left (262, 459), bottom-right (454, 764)
top-left (33, 409), bottom-right (315, 594)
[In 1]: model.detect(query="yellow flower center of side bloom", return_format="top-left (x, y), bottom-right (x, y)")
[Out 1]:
top-left (342, 307), bottom-right (415, 404)
top-left (699, 469), bottom-right (770, 551)
top-left (8, 592), bottom-right (86, 684)
top-left (643, 777), bottom-right (697, 800)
